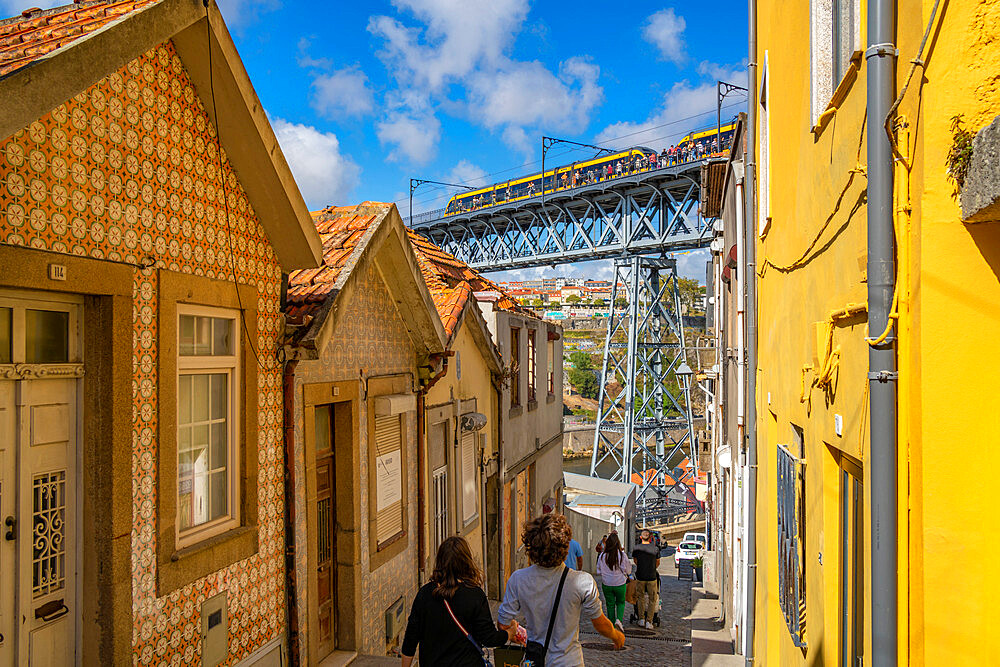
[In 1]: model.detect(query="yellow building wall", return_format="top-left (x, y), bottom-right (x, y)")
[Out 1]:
top-left (902, 0), bottom-right (1000, 663)
top-left (423, 321), bottom-right (499, 570)
top-left (753, 0), bottom-right (1000, 664)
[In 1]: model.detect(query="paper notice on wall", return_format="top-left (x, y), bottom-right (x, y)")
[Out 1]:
top-left (376, 450), bottom-right (402, 512)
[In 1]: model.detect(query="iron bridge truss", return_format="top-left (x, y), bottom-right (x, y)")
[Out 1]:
top-left (589, 257), bottom-right (697, 509)
top-left (409, 160), bottom-right (719, 271)
top-left (410, 159), bottom-right (719, 504)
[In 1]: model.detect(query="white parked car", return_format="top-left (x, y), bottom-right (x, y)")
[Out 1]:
top-left (683, 531), bottom-right (707, 546)
top-left (674, 540), bottom-right (705, 568)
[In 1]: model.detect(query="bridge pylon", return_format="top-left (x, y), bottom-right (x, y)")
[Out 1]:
top-left (590, 256), bottom-right (696, 517)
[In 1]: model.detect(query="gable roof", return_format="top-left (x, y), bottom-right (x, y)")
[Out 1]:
top-left (0, 0), bottom-right (155, 76)
top-left (284, 202), bottom-right (447, 361)
top-left (404, 232), bottom-right (509, 373)
top-left (405, 230), bottom-right (536, 333)
top-left (0, 0), bottom-right (322, 271)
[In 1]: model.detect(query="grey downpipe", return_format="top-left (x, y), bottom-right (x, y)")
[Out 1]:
top-left (866, 0), bottom-right (898, 663)
top-left (742, 0), bottom-right (758, 661)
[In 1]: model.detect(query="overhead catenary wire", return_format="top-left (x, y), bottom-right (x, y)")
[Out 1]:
top-left (399, 100), bottom-right (747, 212)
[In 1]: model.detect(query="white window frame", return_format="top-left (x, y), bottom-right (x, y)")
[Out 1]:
top-left (758, 52), bottom-right (771, 237)
top-left (460, 431), bottom-right (478, 527)
top-left (432, 466), bottom-right (448, 553)
top-left (810, 0), bottom-right (861, 125)
top-left (175, 304), bottom-right (241, 548)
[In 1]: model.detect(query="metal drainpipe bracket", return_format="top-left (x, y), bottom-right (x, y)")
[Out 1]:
top-left (867, 370), bottom-right (899, 382)
top-left (865, 43), bottom-right (898, 60)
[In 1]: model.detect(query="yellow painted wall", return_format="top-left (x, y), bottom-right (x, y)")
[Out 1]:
top-left (423, 319), bottom-right (499, 570)
top-left (903, 0), bottom-right (1000, 662)
top-left (753, 0), bottom-right (1000, 664)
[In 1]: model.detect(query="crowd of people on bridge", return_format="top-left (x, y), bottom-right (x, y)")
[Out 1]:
top-left (451, 134), bottom-right (734, 217)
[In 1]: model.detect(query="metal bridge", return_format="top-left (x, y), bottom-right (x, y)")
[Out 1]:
top-left (409, 159), bottom-right (718, 271)
top-left (409, 157), bottom-right (723, 502)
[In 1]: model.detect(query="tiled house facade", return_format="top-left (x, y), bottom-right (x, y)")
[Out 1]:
top-left (0, 2), bottom-right (321, 665)
top-left (284, 203), bottom-right (447, 664)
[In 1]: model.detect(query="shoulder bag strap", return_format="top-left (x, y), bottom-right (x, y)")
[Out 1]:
top-left (442, 598), bottom-right (491, 665)
top-left (542, 566), bottom-right (571, 652)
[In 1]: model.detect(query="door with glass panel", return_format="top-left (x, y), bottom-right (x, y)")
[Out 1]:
top-left (0, 290), bottom-right (82, 666)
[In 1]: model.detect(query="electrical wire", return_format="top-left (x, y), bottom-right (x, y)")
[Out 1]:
top-left (758, 117), bottom-right (867, 275)
top-left (204, 1), bottom-right (269, 370)
top-left (884, 0), bottom-right (942, 167)
top-left (400, 101), bottom-right (746, 212)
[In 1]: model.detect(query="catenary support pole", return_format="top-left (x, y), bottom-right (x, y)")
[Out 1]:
top-left (743, 0), bottom-right (758, 661)
top-left (866, 0), bottom-right (898, 662)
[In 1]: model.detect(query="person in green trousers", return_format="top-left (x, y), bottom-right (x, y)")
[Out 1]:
top-left (595, 532), bottom-right (633, 630)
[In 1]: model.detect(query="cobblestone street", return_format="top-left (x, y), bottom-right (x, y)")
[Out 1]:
top-left (579, 553), bottom-right (692, 666)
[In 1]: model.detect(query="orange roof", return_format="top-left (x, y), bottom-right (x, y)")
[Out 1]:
top-left (285, 202), bottom-right (391, 324)
top-left (286, 201), bottom-right (535, 348)
top-left (0, 0), bottom-right (157, 78)
top-left (405, 229), bottom-right (535, 341)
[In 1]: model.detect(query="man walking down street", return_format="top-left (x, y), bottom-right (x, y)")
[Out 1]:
top-left (632, 530), bottom-right (661, 629)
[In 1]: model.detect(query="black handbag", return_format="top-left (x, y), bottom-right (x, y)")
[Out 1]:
top-left (522, 566), bottom-right (570, 667)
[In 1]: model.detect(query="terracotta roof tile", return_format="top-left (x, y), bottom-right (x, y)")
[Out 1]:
top-left (284, 202), bottom-right (394, 323)
top-left (0, 0), bottom-right (158, 78)
top-left (284, 200), bottom-right (536, 349)
top-left (405, 229), bottom-right (536, 341)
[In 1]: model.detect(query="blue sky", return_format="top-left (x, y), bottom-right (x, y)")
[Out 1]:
top-left (6, 0), bottom-right (749, 280)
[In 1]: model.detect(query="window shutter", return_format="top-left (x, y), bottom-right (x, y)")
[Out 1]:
top-left (374, 414), bottom-right (403, 546)
top-left (461, 432), bottom-right (477, 523)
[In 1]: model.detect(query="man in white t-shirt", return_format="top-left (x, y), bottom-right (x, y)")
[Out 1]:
top-left (499, 514), bottom-right (625, 666)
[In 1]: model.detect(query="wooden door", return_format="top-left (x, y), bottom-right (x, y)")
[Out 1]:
top-left (0, 291), bottom-right (81, 666)
top-left (313, 404), bottom-right (337, 660)
top-left (316, 454), bottom-right (335, 657)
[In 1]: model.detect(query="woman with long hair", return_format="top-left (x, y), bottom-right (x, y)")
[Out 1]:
top-left (401, 536), bottom-right (520, 666)
top-left (595, 532), bottom-right (632, 631)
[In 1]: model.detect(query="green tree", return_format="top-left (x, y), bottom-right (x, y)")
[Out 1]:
top-left (567, 351), bottom-right (599, 399)
top-left (566, 295), bottom-right (582, 304)
top-left (676, 277), bottom-right (706, 313)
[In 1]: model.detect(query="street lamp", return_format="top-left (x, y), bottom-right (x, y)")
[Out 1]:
top-left (675, 360), bottom-right (694, 377)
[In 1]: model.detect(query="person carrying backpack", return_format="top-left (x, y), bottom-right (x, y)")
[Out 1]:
top-left (595, 532), bottom-right (632, 632)
top-left (498, 514), bottom-right (625, 666)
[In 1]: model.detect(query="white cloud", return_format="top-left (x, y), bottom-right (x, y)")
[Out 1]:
top-left (594, 62), bottom-right (745, 150)
top-left (271, 118), bottom-right (360, 209)
top-left (376, 111), bottom-right (441, 164)
top-left (675, 249), bottom-right (710, 281)
top-left (493, 251), bottom-right (707, 286)
top-left (369, 0), bottom-right (529, 92)
top-left (445, 159), bottom-right (489, 188)
top-left (216, 0), bottom-right (280, 29)
top-left (368, 0), bottom-right (603, 162)
top-left (642, 8), bottom-right (686, 65)
top-left (467, 57), bottom-right (602, 150)
top-left (311, 67), bottom-right (375, 119)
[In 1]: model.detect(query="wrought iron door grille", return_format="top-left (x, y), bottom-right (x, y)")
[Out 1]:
top-left (32, 470), bottom-right (66, 597)
top-left (777, 444), bottom-right (807, 648)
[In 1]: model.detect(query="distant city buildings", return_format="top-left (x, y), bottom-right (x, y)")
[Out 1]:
top-left (496, 278), bottom-right (618, 320)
